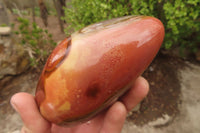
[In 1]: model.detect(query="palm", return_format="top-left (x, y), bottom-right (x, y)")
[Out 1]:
top-left (50, 101), bottom-right (126, 133)
top-left (51, 109), bottom-right (113, 133)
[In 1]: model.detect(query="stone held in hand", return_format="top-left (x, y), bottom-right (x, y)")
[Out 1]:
top-left (35, 15), bottom-right (165, 126)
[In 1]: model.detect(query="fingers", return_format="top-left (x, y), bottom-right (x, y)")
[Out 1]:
top-left (121, 76), bottom-right (149, 112)
top-left (100, 76), bottom-right (149, 133)
top-left (10, 92), bottom-right (51, 133)
top-left (100, 102), bottom-right (127, 133)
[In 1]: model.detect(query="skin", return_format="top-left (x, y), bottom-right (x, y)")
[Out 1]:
top-left (10, 76), bottom-right (149, 133)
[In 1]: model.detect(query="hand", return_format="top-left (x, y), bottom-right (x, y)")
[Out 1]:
top-left (10, 76), bottom-right (149, 133)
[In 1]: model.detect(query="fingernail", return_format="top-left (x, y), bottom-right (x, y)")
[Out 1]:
top-left (10, 98), bottom-right (19, 112)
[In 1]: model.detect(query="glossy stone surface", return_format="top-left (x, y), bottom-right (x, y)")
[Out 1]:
top-left (35, 16), bottom-right (165, 126)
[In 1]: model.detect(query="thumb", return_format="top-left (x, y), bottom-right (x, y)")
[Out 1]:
top-left (10, 92), bottom-right (51, 133)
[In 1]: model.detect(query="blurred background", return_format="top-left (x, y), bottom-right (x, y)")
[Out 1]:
top-left (0, 0), bottom-right (199, 133)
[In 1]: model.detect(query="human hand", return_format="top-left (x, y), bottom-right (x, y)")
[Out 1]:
top-left (10, 76), bottom-right (149, 133)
